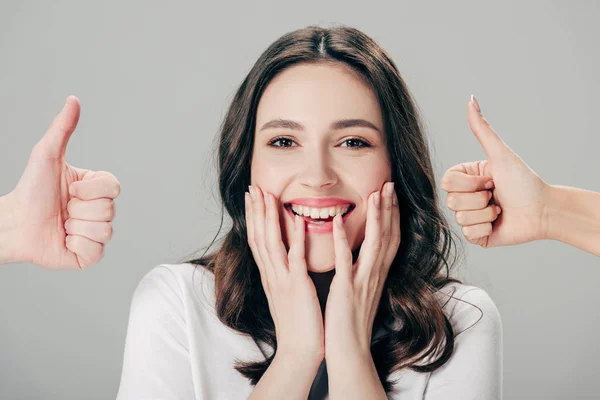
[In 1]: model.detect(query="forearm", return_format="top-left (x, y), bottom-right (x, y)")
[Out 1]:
top-left (543, 184), bottom-right (600, 257)
top-left (248, 352), bottom-right (322, 400)
top-left (0, 193), bottom-right (22, 265)
top-left (327, 351), bottom-right (387, 400)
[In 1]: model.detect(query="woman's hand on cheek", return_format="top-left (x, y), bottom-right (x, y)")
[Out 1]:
top-left (245, 185), bottom-right (325, 363)
top-left (324, 181), bottom-right (401, 360)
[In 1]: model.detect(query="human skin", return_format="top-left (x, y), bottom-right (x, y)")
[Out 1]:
top-left (441, 96), bottom-right (600, 257)
top-left (0, 96), bottom-right (120, 270)
top-left (250, 62), bottom-right (392, 273)
top-left (247, 62), bottom-right (396, 399)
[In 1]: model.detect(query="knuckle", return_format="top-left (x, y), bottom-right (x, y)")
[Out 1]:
top-left (67, 199), bottom-right (76, 215)
top-left (480, 191), bottom-right (491, 207)
top-left (439, 175), bottom-right (451, 191)
top-left (393, 231), bottom-right (401, 245)
top-left (95, 245), bottom-right (105, 261)
top-left (461, 225), bottom-right (472, 240)
top-left (446, 193), bottom-right (457, 210)
top-left (455, 211), bottom-right (466, 225)
top-left (102, 222), bottom-right (113, 242)
top-left (253, 232), bottom-right (265, 248)
top-left (484, 223), bottom-right (493, 236)
top-left (105, 200), bottom-right (115, 220)
top-left (372, 239), bottom-right (383, 252)
top-left (31, 142), bottom-right (48, 159)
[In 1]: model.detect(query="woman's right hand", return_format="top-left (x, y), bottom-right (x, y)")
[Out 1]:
top-left (245, 185), bottom-right (325, 362)
top-left (1, 96), bottom-right (120, 270)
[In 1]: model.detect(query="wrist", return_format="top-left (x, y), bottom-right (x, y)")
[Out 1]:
top-left (542, 183), bottom-right (568, 242)
top-left (540, 183), bottom-right (555, 241)
top-left (275, 349), bottom-right (323, 373)
top-left (0, 192), bottom-right (24, 264)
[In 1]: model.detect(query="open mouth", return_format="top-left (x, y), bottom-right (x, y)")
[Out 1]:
top-left (284, 204), bottom-right (356, 224)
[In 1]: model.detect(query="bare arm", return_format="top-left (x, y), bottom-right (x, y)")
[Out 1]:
top-left (327, 351), bottom-right (387, 400)
top-left (0, 193), bottom-right (21, 265)
top-left (248, 352), bottom-right (322, 400)
top-left (543, 184), bottom-right (600, 257)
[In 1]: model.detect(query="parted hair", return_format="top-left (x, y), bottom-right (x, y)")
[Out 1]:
top-left (179, 24), bottom-right (468, 394)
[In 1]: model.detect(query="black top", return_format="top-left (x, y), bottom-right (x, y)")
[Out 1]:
top-left (307, 267), bottom-right (337, 319)
top-left (305, 265), bottom-right (389, 399)
top-left (306, 268), bottom-right (336, 399)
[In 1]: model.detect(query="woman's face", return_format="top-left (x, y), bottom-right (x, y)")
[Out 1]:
top-left (251, 62), bottom-right (392, 272)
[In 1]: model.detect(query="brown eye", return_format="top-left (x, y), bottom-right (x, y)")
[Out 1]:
top-left (267, 136), bottom-right (372, 150)
top-left (340, 138), bottom-right (371, 149)
top-left (268, 137), bottom-right (296, 148)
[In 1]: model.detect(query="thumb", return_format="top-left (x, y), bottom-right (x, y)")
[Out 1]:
top-left (467, 95), bottom-right (510, 159)
top-left (38, 95), bottom-right (81, 159)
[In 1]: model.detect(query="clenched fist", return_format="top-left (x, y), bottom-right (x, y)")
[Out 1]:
top-left (3, 96), bottom-right (120, 270)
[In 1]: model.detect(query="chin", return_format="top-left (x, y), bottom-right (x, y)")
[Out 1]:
top-left (307, 265), bottom-right (336, 273)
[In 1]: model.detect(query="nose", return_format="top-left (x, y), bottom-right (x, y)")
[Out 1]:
top-left (298, 148), bottom-right (338, 190)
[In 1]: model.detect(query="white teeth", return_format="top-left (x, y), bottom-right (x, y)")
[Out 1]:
top-left (289, 204), bottom-right (351, 219)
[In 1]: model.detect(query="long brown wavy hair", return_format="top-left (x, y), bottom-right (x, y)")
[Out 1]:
top-left (179, 24), bottom-right (472, 394)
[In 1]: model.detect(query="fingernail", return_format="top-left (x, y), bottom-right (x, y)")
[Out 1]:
top-left (374, 192), bottom-right (381, 208)
top-left (335, 213), bottom-right (343, 227)
top-left (496, 205), bottom-right (502, 214)
top-left (392, 191), bottom-right (398, 206)
top-left (471, 94), bottom-right (481, 112)
top-left (485, 180), bottom-right (494, 189)
top-left (249, 185), bottom-right (255, 199)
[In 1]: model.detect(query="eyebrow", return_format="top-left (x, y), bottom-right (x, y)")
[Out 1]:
top-left (258, 118), bottom-right (381, 133)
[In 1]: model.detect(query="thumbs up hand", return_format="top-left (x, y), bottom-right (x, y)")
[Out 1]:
top-left (4, 96), bottom-right (120, 270)
top-left (440, 96), bottom-right (549, 248)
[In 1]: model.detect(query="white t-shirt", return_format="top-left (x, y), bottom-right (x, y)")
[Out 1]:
top-left (116, 263), bottom-right (502, 399)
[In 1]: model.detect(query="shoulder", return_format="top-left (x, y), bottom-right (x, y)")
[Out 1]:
top-left (130, 262), bottom-right (216, 315)
top-left (135, 262), bottom-right (214, 292)
top-left (434, 282), bottom-right (502, 337)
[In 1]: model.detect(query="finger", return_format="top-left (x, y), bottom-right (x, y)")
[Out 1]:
top-left (376, 182), bottom-right (394, 267)
top-left (67, 198), bottom-right (115, 222)
top-left (264, 191), bottom-right (290, 277)
top-left (69, 172), bottom-right (121, 200)
top-left (288, 214), bottom-right (308, 276)
top-left (468, 95), bottom-right (510, 159)
top-left (245, 192), bottom-right (256, 249)
top-left (355, 190), bottom-right (381, 283)
top-left (65, 234), bottom-right (104, 270)
top-left (383, 189), bottom-right (401, 274)
top-left (440, 167), bottom-right (494, 193)
top-left (446, 190), bottom-right (493, 211)
top-left (455, 204), bottom-right (501, 227)
top-left (332, 211), bottom-right (353, 283)
top-left (462, 223), bottom-right (493, 244)
top-left (246, 189), bottom-right (266, 277)
top-left (65, 219), bottom-right (113, 244)
top-left (251, 186), bottom-right (282, 282)
top-left (245, 191), bottom-right (275, 315)
top-left (38, 96), bottom-right (81, 159)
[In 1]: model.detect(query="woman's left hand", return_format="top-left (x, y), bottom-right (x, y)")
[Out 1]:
top-left (324, 181), bottom-right (401, 359)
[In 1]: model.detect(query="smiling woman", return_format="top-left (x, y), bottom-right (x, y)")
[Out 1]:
top-left (116, 24), bottom-right (502, 400)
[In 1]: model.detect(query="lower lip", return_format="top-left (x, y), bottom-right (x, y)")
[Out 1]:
top-left (284, 206), bottom-right (355, 234)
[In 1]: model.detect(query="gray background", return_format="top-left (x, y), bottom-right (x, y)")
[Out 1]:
top-left (1, 1), bottom-right (598, 399)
